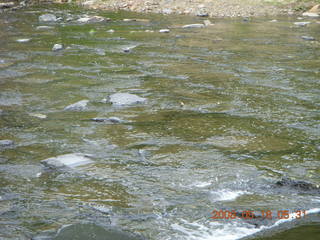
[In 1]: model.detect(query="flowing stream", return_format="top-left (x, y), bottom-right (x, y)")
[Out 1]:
top-left (0, 4), bottom-right (319, 240)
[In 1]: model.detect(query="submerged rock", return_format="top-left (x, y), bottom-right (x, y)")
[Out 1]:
top-left (0, 139), bottom-right (14, 147)
top-left (109, 93), bottom-right (146, 105)
top-left (41, 153), bottom-right (94, 169)
top-left (39, 14), bottom-right (57, 22)
top-left (77, 16), bottom-right (108, 23)
top-left (275, 177), bottom-right (320, 192)
top-left (203, 20), bottom-right (214, 26)
top-left (123, 18), bottom-right (136, 22)
top-left (294, 22), bottom-right (311, 26)
top-left (91, 117), bottom-right (123, 123)
top-left (182, 24), bottom-right (205, 28)
top-left (301, 36), bottom-right (315, 41)
top-left (36, 26), bottom-right (55, 30)
top-left (52, 44), bottom-right (63, 51)
top-left (64, 100), bottom-right (89, 111)
top-left (0, 164), bottom-right (43, 179)
top-left (53, 223), bottom-right (144, 240)
top-left (29, 113), bottom-right (47, 119)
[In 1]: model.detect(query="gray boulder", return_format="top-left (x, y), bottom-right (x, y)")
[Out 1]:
top-left (109, 93), bottom-right (146, 105)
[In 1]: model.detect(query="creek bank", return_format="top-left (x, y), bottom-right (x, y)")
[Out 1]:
top-left (76, 0), bottom-right (320, 17)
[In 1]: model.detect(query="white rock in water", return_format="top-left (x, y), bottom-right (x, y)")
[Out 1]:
top-left (64, 100), bottom-right (89, 111)
top-left (301, 35), bottom-right (315, 41)
top-left (16, 39), bottom-right (31, 43)
top-left (182, 24), bottom-right (205, 28)
top-left (77, 16), bottom-right (107, 23)
top-left (52, 44), bottom-right (63, 51)
top-left (29, 113), bottom-right (47, 119)
top-left (122, 45), bottom-right (137, 53)
top-left (123, 18), bottom-right (136, 22)
top-left (36, 26), bottom-right (54, 30)
top-left (159, 29), bottom-right (170, 33)
top-left (108, 117), bottom-right (123, 123)
top-left (39, 14), bottom-right (57, 22)
top-left (107, 29), bottom-right (115, 33)
top-left (41, 153), bottom-right (94, 168)
top-left (109, 93), bottom-right (146, 105)
top-left (294, 22), bottom-right (311, 26)
top-left (302, 12), bottom-right (319, 17)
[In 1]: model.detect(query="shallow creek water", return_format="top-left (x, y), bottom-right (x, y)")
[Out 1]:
top-left (0, 4), bottom-right (319, 240)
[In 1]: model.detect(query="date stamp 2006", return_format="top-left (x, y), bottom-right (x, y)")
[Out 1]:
top-left (210, 210), bottom-right (306, 220)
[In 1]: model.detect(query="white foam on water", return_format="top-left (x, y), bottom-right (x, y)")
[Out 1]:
top-left (171, 219), bottom-right (261, 240)
top-left (193, 182), bottom-right (212, 188)
top-left (273, 208), bottom-right (320, 226)
top-left (170, 208), bottom-right (320, 240)
top-left (210, 189), bottom-right (249, 202)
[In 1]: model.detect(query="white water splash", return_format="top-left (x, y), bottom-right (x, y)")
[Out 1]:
top-left (170, 208), bottom-right (320, 240)
top-left (210, 189), bottom-right (249, 202)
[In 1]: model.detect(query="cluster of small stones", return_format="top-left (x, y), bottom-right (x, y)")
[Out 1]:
top-left (78, 0), bottom-right (295, 17)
